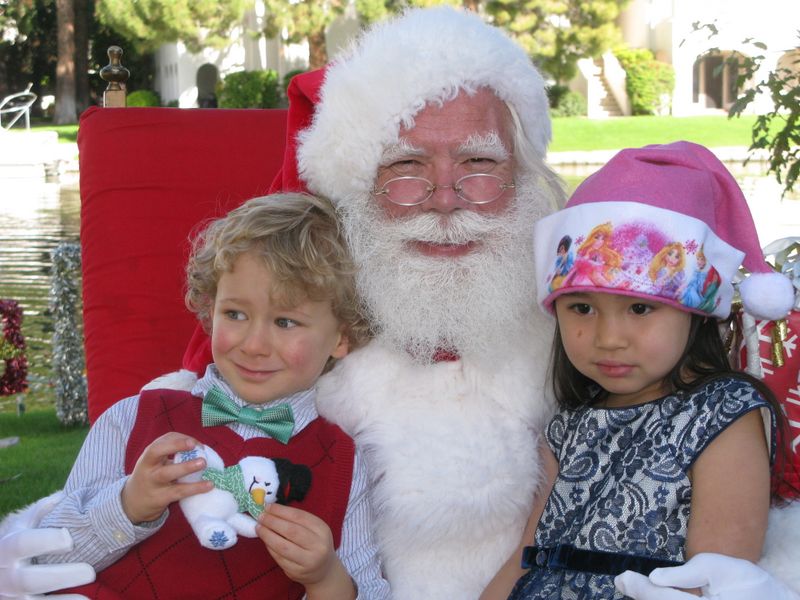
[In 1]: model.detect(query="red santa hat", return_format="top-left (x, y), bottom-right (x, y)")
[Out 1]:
top-left (534, 141), bottom-right (794, 321)
top-left (280, 6), bottom-right (550, 202)
top-left (268, 68), bottom-right (325, 194)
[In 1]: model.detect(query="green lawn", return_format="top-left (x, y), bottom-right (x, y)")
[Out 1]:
top-left (12, 122), bottom-right (80, 143)
top-left (23, 114), bottom-right (758, 151)
top-left (36, 123), bottom-right (79, 143)
top-left (549, 114), bottom-right (757, 152)
top-left (0, 411), bottom-right (88, 518)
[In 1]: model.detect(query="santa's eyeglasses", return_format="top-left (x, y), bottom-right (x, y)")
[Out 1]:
top-left (371, 174), bottom-right (516, 206)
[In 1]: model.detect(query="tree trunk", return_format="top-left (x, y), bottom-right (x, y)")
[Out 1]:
top-left (74, 0), bottom-right (90, 113)
top-left (55, 0), bottom-right (78, 124)
top-left (308, 29), bottom-right (328, 70)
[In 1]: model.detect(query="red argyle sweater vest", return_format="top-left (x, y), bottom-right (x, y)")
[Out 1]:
top-left (62, 388), bottom-right (355, 600)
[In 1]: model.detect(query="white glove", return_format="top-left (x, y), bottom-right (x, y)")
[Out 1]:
top-left (0, 527), bottom-right (94, 600)
top-left (614, 552), bottom-right (800, 600)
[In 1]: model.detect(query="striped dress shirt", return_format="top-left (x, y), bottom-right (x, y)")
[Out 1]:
top-left (38, 365), bottom-right (391, 599)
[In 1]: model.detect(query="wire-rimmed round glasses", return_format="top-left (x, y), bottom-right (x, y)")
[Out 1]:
top-left (371, 173), bottom-right (516, 206)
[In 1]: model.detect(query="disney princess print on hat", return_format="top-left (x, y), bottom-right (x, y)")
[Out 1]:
top-left (537, 200), bottom-right (742, 319)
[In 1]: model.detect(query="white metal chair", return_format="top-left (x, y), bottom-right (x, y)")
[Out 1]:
top-left (0, 83), bottom-right (37, 130)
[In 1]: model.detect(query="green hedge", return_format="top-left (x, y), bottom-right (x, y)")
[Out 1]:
top-left (547, 85), bottom-right (588, 117)
top-left (281, 69), bottom-right (306, 100)
top-left (127, 90), bottom-right (161, 107)
top-left (615, 48), bottom-right (675, 115)
top-left (217, 70), bottom-right (281, 109)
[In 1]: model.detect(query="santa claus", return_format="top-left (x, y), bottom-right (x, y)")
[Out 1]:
top-left (293, 9), bottom-right (560, 597)
top-left (1, 6), bottom-right (799, 600)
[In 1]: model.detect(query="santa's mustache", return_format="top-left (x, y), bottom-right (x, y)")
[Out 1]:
top-left (379, 209), bottom-right (505, 247)
top-left (361, 206), bottom-right (525, 258)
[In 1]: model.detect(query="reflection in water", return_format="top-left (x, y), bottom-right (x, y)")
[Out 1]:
top-left (0, 163), bottom-right (797, 413)
top-left (0, 180), bottom-right (80, 412)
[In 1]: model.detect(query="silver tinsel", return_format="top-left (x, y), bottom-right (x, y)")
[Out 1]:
top-left (50, 242), bottom-right (88, 426)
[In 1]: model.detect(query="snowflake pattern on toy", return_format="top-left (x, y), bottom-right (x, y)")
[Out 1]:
top-left (507, 377), bottom-right (775, 600)
top-left (209, 530), bottom-right (230, 548)
top-left (177, 448), bottom-right (201, 462)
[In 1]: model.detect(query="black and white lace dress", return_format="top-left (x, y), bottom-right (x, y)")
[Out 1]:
top-left (508, 376), bottom-right (775, 600)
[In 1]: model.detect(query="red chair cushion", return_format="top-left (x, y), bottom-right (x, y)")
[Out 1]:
top-left (78, 106), bottom-right (287, 422)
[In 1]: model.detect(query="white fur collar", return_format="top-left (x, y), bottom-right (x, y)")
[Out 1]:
top-left (316, 337), bottom-right (554, 597)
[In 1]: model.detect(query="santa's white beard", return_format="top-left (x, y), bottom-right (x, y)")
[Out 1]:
top-left (339, 174), bottom-right (548, 363)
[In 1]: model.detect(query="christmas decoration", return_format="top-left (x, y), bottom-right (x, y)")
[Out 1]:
top-left (0, 299), bottom-right (27, 395)
top-left (739, 238), bottom-right (800, 499)
top-left (50, 243), bottom-right (88, 426)
top-left (174, 444), bottom-right (311, 550)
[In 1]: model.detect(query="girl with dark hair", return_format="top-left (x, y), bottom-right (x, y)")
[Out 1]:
top-left (482, 142), bottom-right (797, 600)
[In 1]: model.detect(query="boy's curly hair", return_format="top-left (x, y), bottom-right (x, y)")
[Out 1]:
top-left (185, 193), bottom-right (370, 362)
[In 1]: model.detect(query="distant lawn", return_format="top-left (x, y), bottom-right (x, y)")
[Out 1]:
top-left (5, 122), bottom-right (79, 143)
top-left (29, 123), bottom-right (79, 143)
top-left (0, 411), bottom-right (88, 518)
top-left (549, 114), bottom-right (757, 152)
top-left (20, 114), bottom-right (759, 151)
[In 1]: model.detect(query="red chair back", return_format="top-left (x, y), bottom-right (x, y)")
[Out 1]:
top-left (78, 106), bottom-right (287, 421)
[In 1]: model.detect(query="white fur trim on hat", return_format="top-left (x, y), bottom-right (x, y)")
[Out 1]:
top-left (534, 201), bottom-right (745, 319)
top-left (739, 271), bottom-right (795, 321)
top-left (297, 6), bottom-right (550, 201)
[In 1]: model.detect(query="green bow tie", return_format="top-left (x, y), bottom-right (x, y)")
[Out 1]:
top-left (201, 385), bottom-right (295, 444)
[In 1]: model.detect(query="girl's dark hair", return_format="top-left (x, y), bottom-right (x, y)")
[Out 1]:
top-left (551, 314), bottom-right (799, 501)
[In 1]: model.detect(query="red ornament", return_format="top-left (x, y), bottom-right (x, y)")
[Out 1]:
top-left (0, 299), bottom-right (28, 396)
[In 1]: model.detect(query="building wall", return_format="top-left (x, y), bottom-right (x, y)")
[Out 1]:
top-left (619, 0), bottom-right (799, 116)
top-left (154, 1), bottom-right (310, 108)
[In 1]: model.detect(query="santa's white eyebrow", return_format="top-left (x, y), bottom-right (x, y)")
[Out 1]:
top-left (458, 132), bottom-right (510, 160)
top-left (380, 138), bottom-right (423, 165)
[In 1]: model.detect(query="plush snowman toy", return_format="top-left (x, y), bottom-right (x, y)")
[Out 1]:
top-left (174, 445), bottom-right (311, 550)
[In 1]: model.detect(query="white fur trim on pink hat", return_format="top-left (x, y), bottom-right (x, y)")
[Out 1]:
top-left (297, 6), bottom-right (550, 201)
top-left (534, 201), bottom-right (745, 319)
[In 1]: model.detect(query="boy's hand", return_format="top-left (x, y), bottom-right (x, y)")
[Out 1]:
top-left (257, 504), bottom-right (355, 599)
top-left (121, 433), bottom-right (212, 524)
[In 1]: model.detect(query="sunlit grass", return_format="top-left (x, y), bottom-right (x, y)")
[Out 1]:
top-left (549, 114), bottom-right (758, 152)
top-left (0, 410), bottom-right (87, 518)
top-left (28, 123), bottom-right (79, 143)
top-left (20, 114), bottom-right (764, 151)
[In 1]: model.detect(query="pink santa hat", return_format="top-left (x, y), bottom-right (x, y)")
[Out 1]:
top-left (534, 141), bottom-right (794, 321)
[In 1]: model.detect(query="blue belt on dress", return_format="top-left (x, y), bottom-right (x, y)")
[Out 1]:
top-left (522, 544), bottom-right (682, 577)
